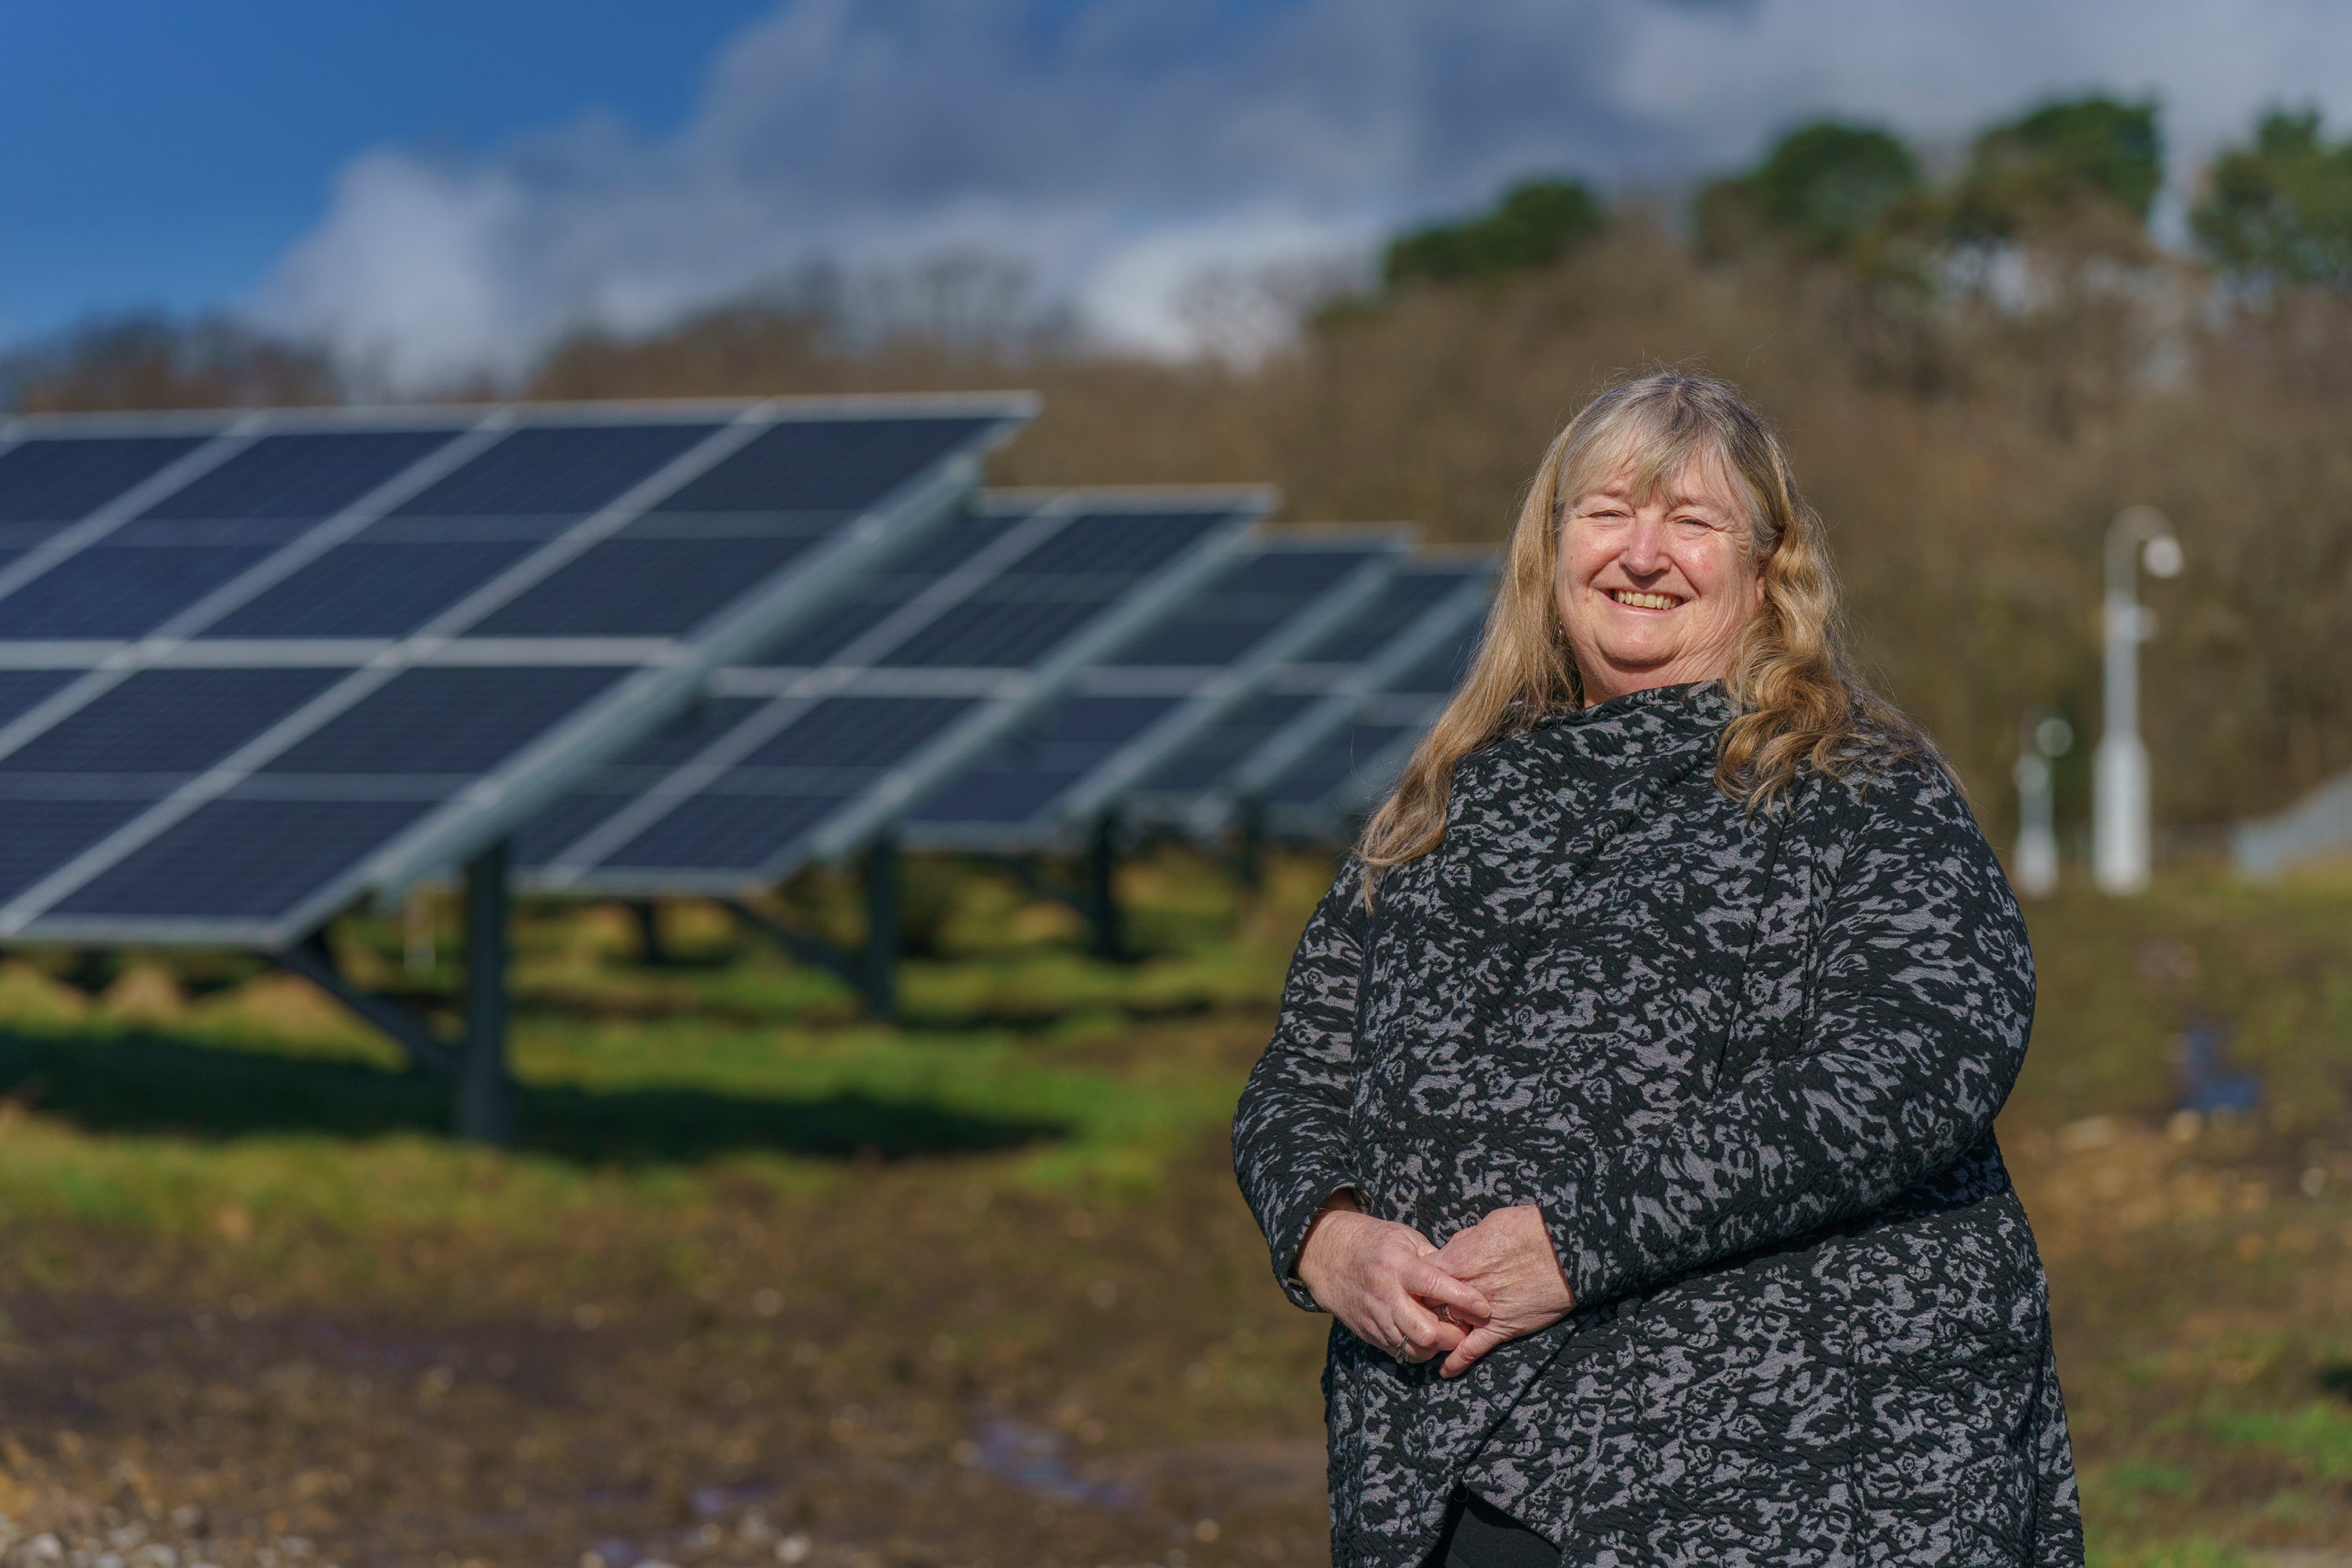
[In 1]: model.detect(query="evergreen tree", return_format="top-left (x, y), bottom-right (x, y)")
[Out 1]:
top-left (1696, 121), bottom-right (1923, 260)
top-left (1953, 96), bottom-right (2164, 237)
top-left (1382, 179), bottom-right (1606, 288)
top-left (2192, 109), bottom-right (2352, 286)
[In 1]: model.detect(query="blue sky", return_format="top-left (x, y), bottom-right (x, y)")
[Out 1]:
top-left (9, 0), bottom-right (2352, 387)
top-left (1, 0), bottom-right (775, 336)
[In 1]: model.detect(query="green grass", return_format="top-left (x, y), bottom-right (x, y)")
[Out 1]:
top-left (0, 848), bottom-right (2348, 1564)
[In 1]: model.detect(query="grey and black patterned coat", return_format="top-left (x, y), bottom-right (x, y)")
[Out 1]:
top-left (1233, 684), bottom-right (2079, 1568)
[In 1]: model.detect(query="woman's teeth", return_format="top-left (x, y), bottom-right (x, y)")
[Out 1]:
top-left (1607, 590), bottom-right (1679, 611)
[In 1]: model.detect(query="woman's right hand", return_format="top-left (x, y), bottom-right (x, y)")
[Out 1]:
top-left (1294, 1191), bottom-right (1491, 1366)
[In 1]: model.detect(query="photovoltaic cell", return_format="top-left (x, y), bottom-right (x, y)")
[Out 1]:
top-left (0, 800), bottom-right (152, 902)
top-left (991, 511), bottom-right (1230, 576)
top-left (1105, 548), bottom-right (1386, 667)
top-left (0, 668), bottom-right (345, 776)
top-left (513, 792), bottom-right (637, 867)
top-left (208, 540), bottom-right (546, 637)
top-left (138, 430), bottom-right (460, 521)
top-left (392, 423), bottom-right (720, 517)
top-left (1135, 691), bottom-right (1318, 793)
top-left (0, 543), bottom-right (281, 638)
top-left (0, 436), bottom-right (208, 524)
top-left (649, 418), bottom-right (994, 514)
top-left (593, 698), bottom-right (770, 769)
top-left (738, 695), bottom-right (976, 770)
top-left (52, 798), bottom-right (440, 920)
top-left (599, 792), bottom-right (848, 873)
top-left (264, 666), bottom-right (634, 776)
top-left (1261, 721), bottom-right (1412, 805)
top-left (1290, 568), bottom-right (1474, 664)
top-left (1255, 595), bottom-right (1489, 829)
top-left (907, 695), bottom-right (1181, 826)
top-left (0, 670), bottom-right (78, 727)
top-left (1392, 633), bottom-right (1479, 695)
top-left (470, 532), bottom-right (822, 637)
top-left (879, 595), bottom-right (1110, 669)
top-left (740, 511), bottom-right (1029, 666)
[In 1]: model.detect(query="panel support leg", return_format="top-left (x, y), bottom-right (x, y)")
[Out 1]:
top-left (862, 833), bottom-right (900, 1021)
top-left (624, 898), bottom-right (669, 966)
top-left (455, 839), bottom-right (517, 1145)
top-left (1087, 810), bottom-right (1125, 963)
top-left (1233, 795), bottom-right (1267, 892)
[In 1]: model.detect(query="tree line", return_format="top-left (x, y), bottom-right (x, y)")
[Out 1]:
top-left (11, 97), bottom-right (2352, 848)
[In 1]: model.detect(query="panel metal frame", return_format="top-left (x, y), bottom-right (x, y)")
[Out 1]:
top-left (0, 394), bottom-right (1035, 946)
top-left (900, 530), bottom-right (1410, 855)
top-left (519, 486), bottom-right (1272, 896)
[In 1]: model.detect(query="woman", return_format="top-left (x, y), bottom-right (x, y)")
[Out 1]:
top-left (1233, 372), bottom-right (2077, 1568)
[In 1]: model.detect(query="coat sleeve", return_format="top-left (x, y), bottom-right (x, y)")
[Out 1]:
top-left (1232, 859), bottom-right (1373, 1311)
top-left (1538, 763), bottom-right (2036, 1309)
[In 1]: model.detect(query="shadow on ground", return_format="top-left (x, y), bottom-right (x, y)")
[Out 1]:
top-left (0, 1030), bottom-right (1065, 1163)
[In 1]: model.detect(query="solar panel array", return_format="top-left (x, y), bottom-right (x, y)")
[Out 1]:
top-left (0, 398), bottom-right (1029, 946)
top-left (1120, 555), bottom-right (1490, 834)
top-left (516, 489), bottom-right (1267, 893)
top-left (898, 535), bottom-right (1408, 851)
top-left (1250, 561), bottom-right (1494, 840)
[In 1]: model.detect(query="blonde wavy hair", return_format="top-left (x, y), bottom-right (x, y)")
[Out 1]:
top-left (1358, 370), bottom-right (1922, 884)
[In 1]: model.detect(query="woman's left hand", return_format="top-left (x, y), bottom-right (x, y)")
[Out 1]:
top-left (1425, 1205), bottom-right (1576, 1377)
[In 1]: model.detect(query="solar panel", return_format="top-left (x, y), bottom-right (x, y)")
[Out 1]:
top-left (1119, 557), bottom-right (1489, 829)
top-left (1249, 558), bottom-right (1494, 840)
top-left (899, 533), bottom-right (1408, 852)
top-left (516, 489), bottom-right (1267, 894)
top-left (0, 396), bottom-right (1032, 946)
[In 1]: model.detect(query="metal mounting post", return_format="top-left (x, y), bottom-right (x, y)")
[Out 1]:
top-left (1233, 795), bottom-right (1267, 892)
top-left (861, 832), bottom-right (900, 1019)
top-left (1087, 810), bottom-right (1125, 963)
top-left (454, 839), bottom-right (517, 1145)
top-left (624, 898), bottom-right (669, 965)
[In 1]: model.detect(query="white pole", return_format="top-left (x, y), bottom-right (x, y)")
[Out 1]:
top-left (2092, 506), bottom-right (2180, 895)
top-left (2014, 751), bottom-right (2059, 898)
top-left (2013, 713), bottom-right (2072, 899)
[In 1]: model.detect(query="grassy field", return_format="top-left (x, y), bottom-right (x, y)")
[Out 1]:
top-left (0, 849), bottom-right (2344, 1568)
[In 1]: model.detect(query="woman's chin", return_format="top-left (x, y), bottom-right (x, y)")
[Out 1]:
top-left (1588, 650), bottom-right (1684, 689)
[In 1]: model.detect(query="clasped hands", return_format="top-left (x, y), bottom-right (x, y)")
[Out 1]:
top-left (1294, 1191), bottom-right (1575, 1376)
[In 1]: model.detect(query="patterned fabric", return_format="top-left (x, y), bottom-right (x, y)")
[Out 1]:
top-left (1232, 683), bottom-right (2080, 1568)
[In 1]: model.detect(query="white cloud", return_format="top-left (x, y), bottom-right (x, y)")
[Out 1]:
top-left (253, 0), bottom-right (2352, 390)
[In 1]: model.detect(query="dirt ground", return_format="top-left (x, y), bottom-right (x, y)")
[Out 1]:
top-left (1, 1112), bottom-right (2349, 1568)
top-left (0, 869), bottom-right (2347, 1567)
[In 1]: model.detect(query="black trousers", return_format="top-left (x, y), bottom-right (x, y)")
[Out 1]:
top-left (1428, 1491), bottom-right (1560, 1568)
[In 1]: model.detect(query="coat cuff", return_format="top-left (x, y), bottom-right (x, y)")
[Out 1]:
top-left (1269, 1171), bottom-right (1359, 1312)
top-left (1538, 1149), bottom-right (1628, 1310)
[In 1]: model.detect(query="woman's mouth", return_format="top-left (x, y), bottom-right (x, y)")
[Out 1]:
top-left (1606, 589), bottom-right (1682, 611)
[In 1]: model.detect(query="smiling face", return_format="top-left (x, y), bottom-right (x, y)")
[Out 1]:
top-left (1555, 449), bottom-right (1767, 704)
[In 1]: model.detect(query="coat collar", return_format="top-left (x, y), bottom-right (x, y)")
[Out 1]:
top-left (1523, 681), bottom-right (1733, 768)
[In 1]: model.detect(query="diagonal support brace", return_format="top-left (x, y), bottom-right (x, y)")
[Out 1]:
top-left (724, 834), bottom-right (898, 1019)
top-left (271, 930), bottom-right (458, 1083)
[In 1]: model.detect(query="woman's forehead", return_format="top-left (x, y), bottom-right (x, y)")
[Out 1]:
top-left (1573, 443), bottom-right (1744, 510)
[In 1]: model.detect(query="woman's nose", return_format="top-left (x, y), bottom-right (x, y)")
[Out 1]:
top-left (1620, 517), bottom-right (1668, 572)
